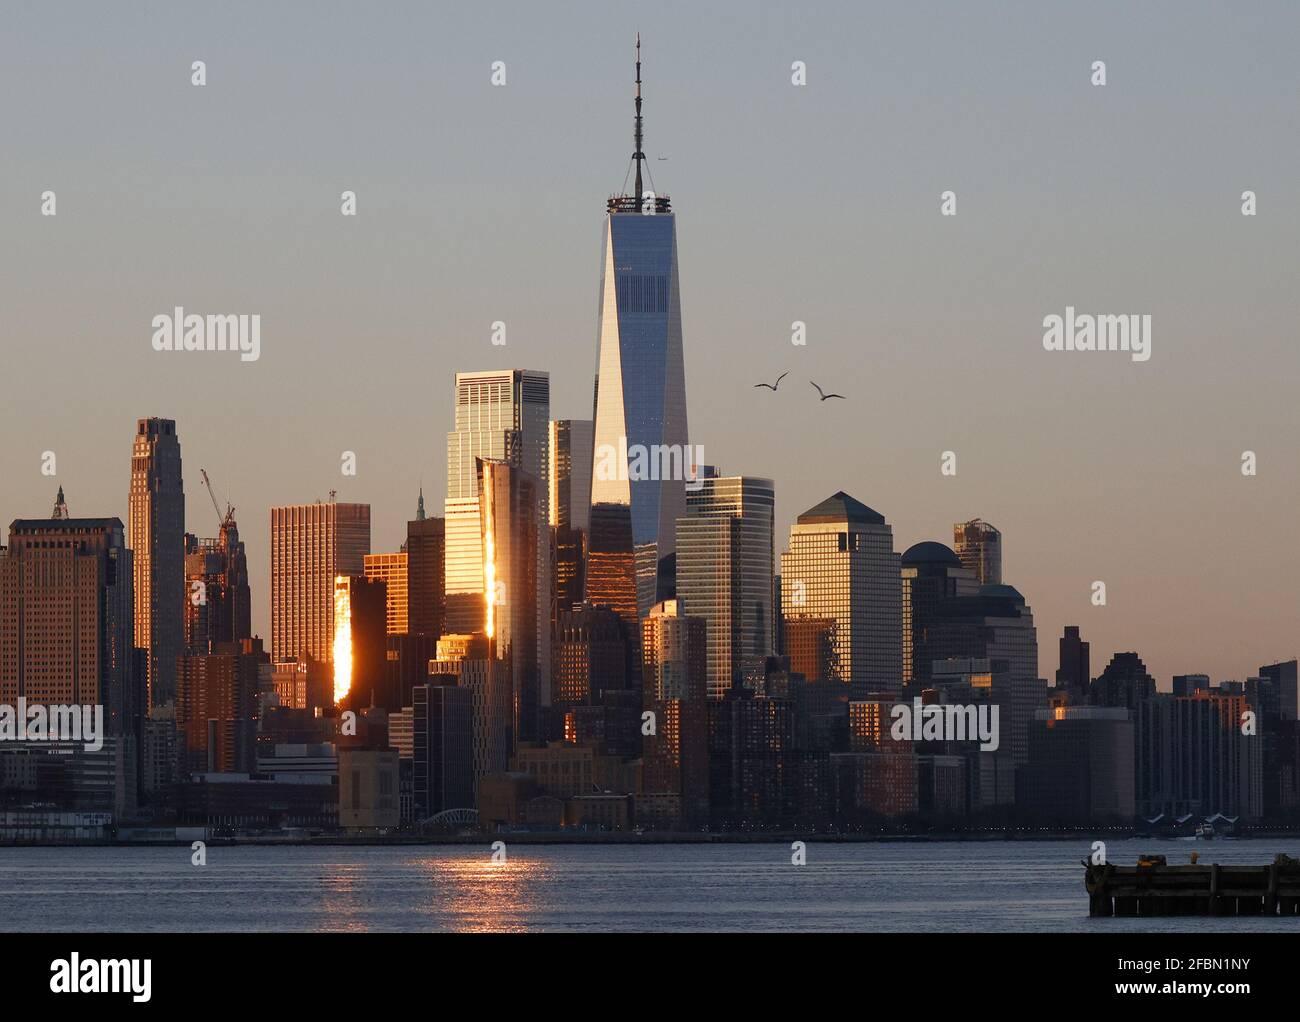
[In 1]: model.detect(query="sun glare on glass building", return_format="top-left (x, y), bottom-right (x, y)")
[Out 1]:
top-left (589, 35), bottom-right (690, 620)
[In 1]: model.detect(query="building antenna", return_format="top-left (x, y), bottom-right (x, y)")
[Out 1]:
top-left (633, 33), bottom-right (645, 202)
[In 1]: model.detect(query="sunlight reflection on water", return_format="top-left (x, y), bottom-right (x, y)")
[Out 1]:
top-left (2, 838), bottom-right (1298, 932)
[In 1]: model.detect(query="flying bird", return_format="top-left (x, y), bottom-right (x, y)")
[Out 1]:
top-left (810, 381), bottom-right (846, 401)
top-left (753, 371), bottom-right (788, 391)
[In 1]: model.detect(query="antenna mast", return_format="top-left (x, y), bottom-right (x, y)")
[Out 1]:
top-left (633, 33), bottom-right (645, 201)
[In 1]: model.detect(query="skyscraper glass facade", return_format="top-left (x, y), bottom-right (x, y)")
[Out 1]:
top-left (590, 207), bottom-right (689, 618)
top-left (129, 417), bottom-right (185, 710)
top-left (443, 370), bottom-right (550, 695)
top-left (780, 493), bottom-right (902, 701)
top-left (676, 474), bottom-right (775, 699)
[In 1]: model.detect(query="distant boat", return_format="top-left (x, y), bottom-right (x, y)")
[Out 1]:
top-left (1195, 822), bottom-right (1216, 840)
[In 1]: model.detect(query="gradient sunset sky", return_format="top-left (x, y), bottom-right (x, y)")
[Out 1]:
top-left (2, 0), bottom-right (1297, 687)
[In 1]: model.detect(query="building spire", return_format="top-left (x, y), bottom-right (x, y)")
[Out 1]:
top-left (633, 33), bottom-right (644, 202)
top-left (51, 486), bottom-right (69, 520)
top-left (416, 484), bottom-right (426, 521)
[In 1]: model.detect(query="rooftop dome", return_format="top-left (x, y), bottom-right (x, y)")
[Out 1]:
top-left (901, 541), bottom-right (961, 567)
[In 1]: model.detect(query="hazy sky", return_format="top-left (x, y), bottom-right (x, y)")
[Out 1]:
top-left (2, 1), bottom-right (1297, 688)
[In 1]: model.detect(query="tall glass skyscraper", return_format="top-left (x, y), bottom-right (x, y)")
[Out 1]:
top-left (444, 370), bottom-right (549, 632)
top-left (676, 472), bottom-right (776, 699)
top-left (780, 492), bottom-right (902, 701)
top-left (443, 370), bottom-right (550, 712)
top-left (129, 417), bottom-right (185, 711)
top-left (479, 457), bottom-right (542, 744)
top-left (589, 38), bottom-right (690, 620)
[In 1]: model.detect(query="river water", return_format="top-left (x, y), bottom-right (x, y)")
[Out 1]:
top-left (2, 837), bottom-right (1297, 932)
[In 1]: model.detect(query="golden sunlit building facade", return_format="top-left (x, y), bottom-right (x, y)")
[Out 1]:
top-left (364, 552), bottom-right (409, 636)
top-left (269, 501), bottom-right (370, 666)
top-left (780, 492), bottom-right (902, 702)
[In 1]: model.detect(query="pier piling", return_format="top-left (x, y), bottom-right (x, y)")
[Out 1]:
top-left (1083, 854), bottom-right (1300, 918)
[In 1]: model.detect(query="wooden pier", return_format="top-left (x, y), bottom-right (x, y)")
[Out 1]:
top-left (1084, 853), bottom-right (1300, 917)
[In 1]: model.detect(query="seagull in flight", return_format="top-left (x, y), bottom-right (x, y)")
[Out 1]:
top-left (810, 381), bottom-right (846, 401)
top-left (753, 371), bottom-right (788, 391)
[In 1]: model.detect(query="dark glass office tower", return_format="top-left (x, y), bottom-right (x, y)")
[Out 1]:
top-left (1056, 625), bottom-right (1091, 702)
top-left (550, 419), bottom-right (593, 627)
top-left (590, 37), bottom-right (690, 619)
top-left (924, 584), bottom-right (1043, 765)
top-left (129, 418), bottom-right (185, 711)
top-left (406, 490), bottom-right (445, 640)
top-left (412, 680), bottom-right (474, 819)
top-left (335, 574), bottom-right (389, 712)
top-left (479, 458), bottom-right (542, 745)
top-left (899, 541), bottom-right (978, 691)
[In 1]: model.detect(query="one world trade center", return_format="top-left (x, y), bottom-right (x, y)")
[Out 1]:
top-left (588, 35), bottom-right (692, 623)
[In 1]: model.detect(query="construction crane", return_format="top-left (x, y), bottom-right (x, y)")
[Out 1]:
top-left (200, 469), bottom-right (235, 531)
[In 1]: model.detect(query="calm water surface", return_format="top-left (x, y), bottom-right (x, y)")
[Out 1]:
top-left (2, 838), bottom-right (1298, 932)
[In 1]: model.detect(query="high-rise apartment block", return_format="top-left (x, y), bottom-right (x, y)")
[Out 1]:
top-left (1135, 686), bottom-right (1263, 820)
top-left (0, 516), bottom-right (138, 731)
top-left (641, 599), bottom-right (709, 828)
top-left (269, 501), bottom-right (369, 664)
top-left (176, 639), bottom-right (261, 773)
top-left (183, 517), bottom-right (251, 654)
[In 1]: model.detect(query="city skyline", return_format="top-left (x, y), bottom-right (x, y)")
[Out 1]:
top-left (7, 5), bottom-right (1300, 970)
top-left (18, 399), bottom-right (1295, 694)
top-left (3, 2), bottom-right (1299, 690)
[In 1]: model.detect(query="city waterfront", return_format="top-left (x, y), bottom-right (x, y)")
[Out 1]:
top-left (3, 839), bottom-right (1299, 933)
